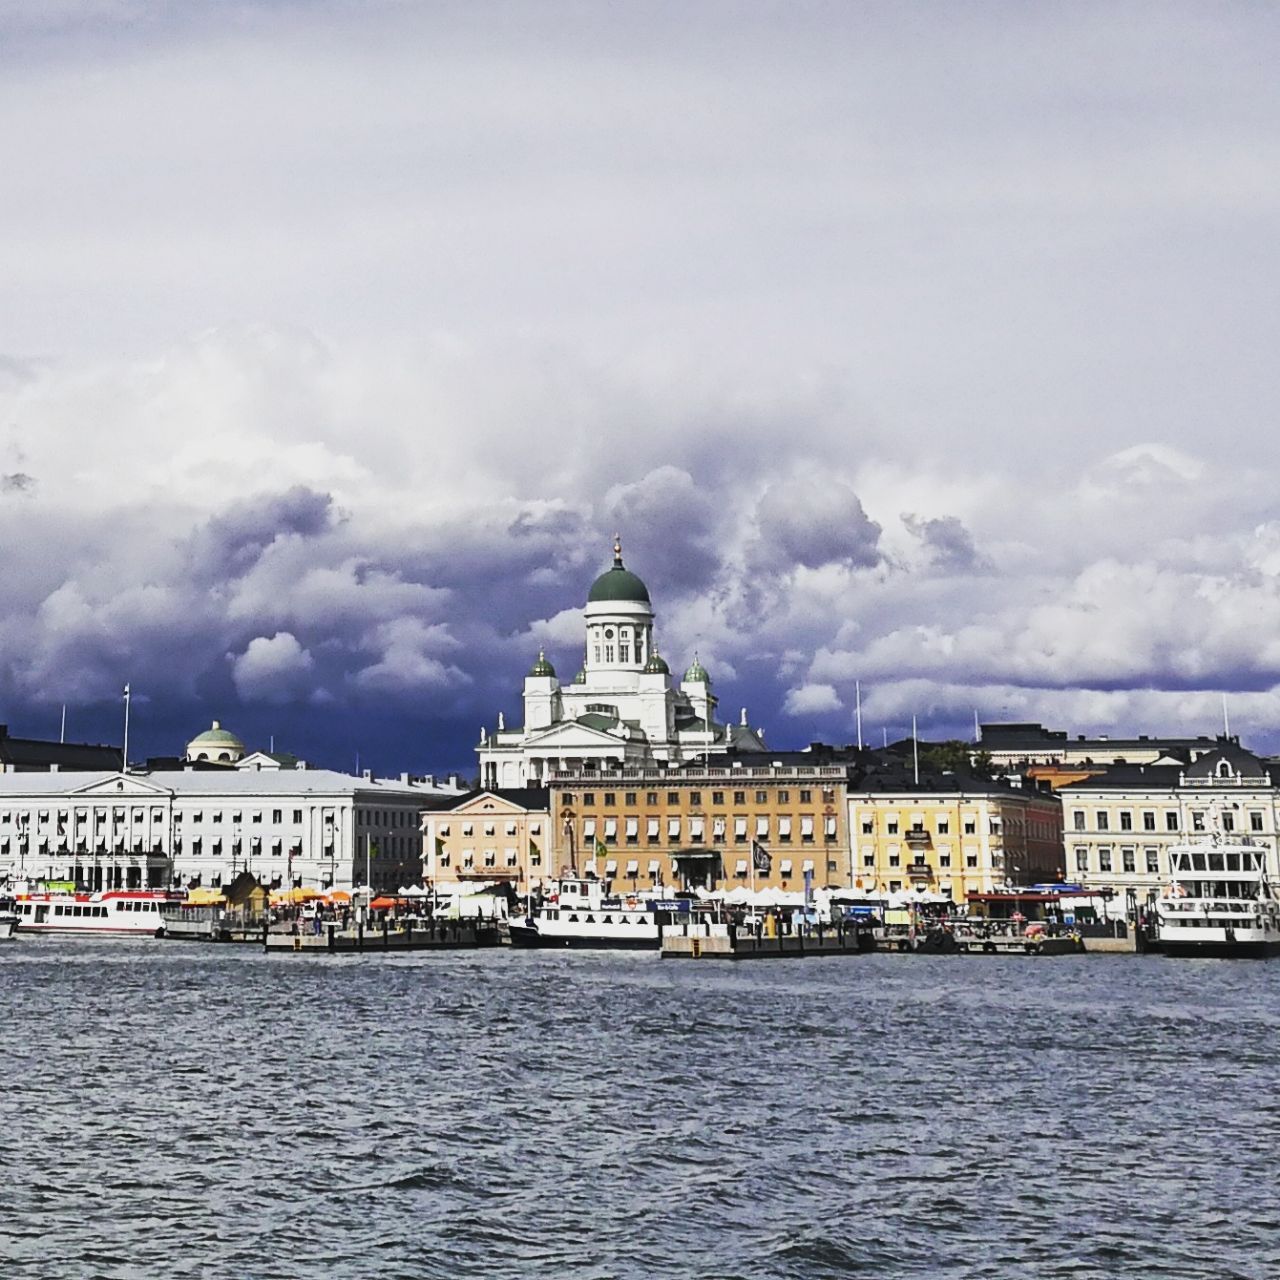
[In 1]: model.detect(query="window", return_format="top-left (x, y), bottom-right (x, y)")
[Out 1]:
top-left (755, 791), bottom-right (767, 804)
top-left (888, 852), bottom-right (900, 868)
top-left (603, 793), bottom-right (615, 806)
top-left (712, 791), bottom-right (724, 805)
top-left (667, 793), bottom-right (679, 805)
top-left (938, 853), bottom-right (951, 868)
top-left (624, 793), bottom-right (636, 805)
top-left (863, 854), bottom-right (875, 868)
top-left (1251, 812), bottom-right (1265, 832)
top-left (1122, 848), bottom-right (1135, 873)
top-left (733, 791), bottom-right (745, 804)
top-left (862, 820), bottom-right (874, 835)
top-left (582, 793), bottom-right (595, 807)
top-left (1142, 811), bottom-right (1155, 831)
top-left (1072, 811), bottom-right (1085, 831)
top-left (937, 819), bottom-right (949, 836)
top-left (1096, 812), bottom-right (1109, 832)
top-left (778, 818), bottom-right (792, 843)
top-left (799, 790), bottom-right (812, 803)
top-left (689, 792), bottom-right (701, 806)
top-left (966, 854), bottom-right (977, 868)
top-left (1099, 848), bottom-right (1112, 872)
top-left (619, 644), bottom-right (630, 663)
top-left (646, 792), bottom-right (658, 805)
top-left (778, 790), bottom-right (790, 803)
top-left (1222, 813), bottom-right (1235, 832)
top-left (1192, 813), bottom-right (1205, 833)
top-left (293, 810), bottom-right (303, 824)
top-left (887, 819), bottom-right (899, 835)
top-left (1165, 812), bottom-right (1178, 832)
top-left (1119, 811), bottom-right (1132, 831)
top-left (1145, 848), bottom-right (1159, 874)
top-left (964, 820), bottom-right (976, 836)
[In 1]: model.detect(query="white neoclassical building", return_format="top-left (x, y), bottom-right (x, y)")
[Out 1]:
top-left (477, 538), bottom-right (765, 787)
top-left (0, 758), bottom-right (465, 894)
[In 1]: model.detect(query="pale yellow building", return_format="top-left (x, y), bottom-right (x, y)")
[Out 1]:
top-left (422, 788), bottom-right (551, 889)
top-left (849, 780), bottom-right (1064, 904)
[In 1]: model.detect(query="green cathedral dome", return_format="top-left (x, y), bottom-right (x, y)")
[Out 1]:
top-left (528, 649), bottom-right (556, 678)
top-left (683, 657), bottom-right (711, 685)
top-left (587, 536), bottom-right (650, 604)
top-left (643, 650), bottom-right (670, 675)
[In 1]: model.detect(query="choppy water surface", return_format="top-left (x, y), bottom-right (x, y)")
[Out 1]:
top-left (1, 942), bottom-right (1277, 1279)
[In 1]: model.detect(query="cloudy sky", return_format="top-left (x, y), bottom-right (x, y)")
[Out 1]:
top-left (1, 1), bottom-right (1278, 774)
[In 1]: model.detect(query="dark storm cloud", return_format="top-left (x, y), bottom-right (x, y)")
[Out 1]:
top-left (902, 513), bottom-right (987, 572)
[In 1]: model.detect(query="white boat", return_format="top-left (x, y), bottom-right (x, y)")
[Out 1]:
top-left (13, 890), bottom-right (175, 937)
top-left (1155, 837), bottom-right (1280, 958)
top-left (508, 877), bottom-right (692, 949)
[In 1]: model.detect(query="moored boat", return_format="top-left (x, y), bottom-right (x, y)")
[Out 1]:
top-left (509, 877), bottom-right (691, 949)
top-left (13, 889), bottom-right (177, 937)
top-left (1155, 837), bottom-right (1280, 958)
top-left (0, 895), bottom-right (17, 940)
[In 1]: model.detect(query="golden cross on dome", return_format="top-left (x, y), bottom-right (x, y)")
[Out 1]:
top-left (613, 532), bottom-right (623, 565)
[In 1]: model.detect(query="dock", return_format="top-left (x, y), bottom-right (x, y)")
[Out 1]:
top-left (661, 921), bottom-right (872, 960)
top-left (264, 918), bottom-right (501, 954)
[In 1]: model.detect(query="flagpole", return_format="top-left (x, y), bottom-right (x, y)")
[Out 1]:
top-left (855, 681), bottom-right (863, 751)
top-left (912, 715), bottom-right (919, 786)
top-left (122, 684), bottom-right (131, 774)
top-left (60, 704), bottom-right (66, 744)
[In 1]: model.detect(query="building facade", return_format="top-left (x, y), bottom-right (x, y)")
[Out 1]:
top-left (848, 779), bottom-right (1064, 902)
top-left (424, 788), bottom-right (551, 889)
top-left (0, 767), bottom-right (462, 894)
top-left (477, 538), bottom-right (765, 788)
top-left (545, 759), bottom-right (849, 892)
top-left (1057, 743), bottom-right (1280, 903)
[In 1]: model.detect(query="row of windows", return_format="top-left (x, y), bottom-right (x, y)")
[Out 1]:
top-left (0, 808), bottom-right (314, 827)
top-left (437, 821), bottom-right (542, 838)
top-left (1074, 846), bottom-right (1162, 875)
top-left (861, 818), bottom-right (981, 837)
top-left (578, 815), bottom-right (838, 843)
top-left (569, 789), bottom-right (835, 807)
top-left (1071, 809), bottom-right (1268, 834)
top-left (862, 852), bottom-right (981, 870)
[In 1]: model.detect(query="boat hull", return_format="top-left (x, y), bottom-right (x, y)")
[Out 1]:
top-left (1162, 938), bottom-right (1280, 959)
top-left (508, 923), bottom-right (658, 950)
top-left (0, 915), bottom-right (17, 941)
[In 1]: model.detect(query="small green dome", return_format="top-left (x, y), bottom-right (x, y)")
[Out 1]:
top-left (188, 720), bottom-right (244, 749)
top-left (683, 657), bottom-right (711, 685)
top-left (644, 650), bottom-right (670, 675)
top-left (587, 535), bottom-right (650, 605)
top-left (528, 649), bottom-right (556, 678)
top-left (573, 667), bottom-right (587, 685)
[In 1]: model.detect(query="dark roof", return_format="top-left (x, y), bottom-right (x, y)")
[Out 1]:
top-left (0, 725), bottom-right (122, 772)
top-left (1057, 764), bottom-right (1183, 791)
top-left (443, 787), bottom-right (550, 811)
top-left (1184, 743), bottom-right (1270, 781)
top-left (980, 721), bottom-right (1226, 754)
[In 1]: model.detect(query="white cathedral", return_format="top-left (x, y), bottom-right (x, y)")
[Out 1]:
top-left (478, 538), bottom-right (765, 787)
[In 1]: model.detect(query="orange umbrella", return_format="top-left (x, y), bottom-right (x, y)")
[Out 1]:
top-left (369, 896), bottom-right (399, 910)
top-left (326, 890), bottom-right (353, 904)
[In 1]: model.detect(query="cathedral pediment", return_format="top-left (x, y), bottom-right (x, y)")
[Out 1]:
top-left (522, 719), bottom-right (634, 749)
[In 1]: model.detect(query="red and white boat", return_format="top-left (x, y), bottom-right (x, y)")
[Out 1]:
top-left (13, 890), bottom-right (178, 936)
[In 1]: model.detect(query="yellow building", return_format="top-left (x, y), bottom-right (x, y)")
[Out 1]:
top-left (422, 788), bottom-right (551, 889)
top-left (849, 780), bottom-right (1064, 904)
top-left (548, 759), bottom-right (850, 891)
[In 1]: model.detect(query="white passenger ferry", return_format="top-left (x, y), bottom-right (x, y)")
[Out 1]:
top-left (1155, 838), bottom-right (1280, 958)
top-left (14, 890), bottom-right (175, 937)
top-left (508, 878), bottom-right (691, 950)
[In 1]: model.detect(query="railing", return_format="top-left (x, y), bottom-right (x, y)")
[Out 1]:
top-left (548, 765), bottom-right (847, 781)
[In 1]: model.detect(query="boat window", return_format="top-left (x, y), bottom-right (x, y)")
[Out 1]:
top-left (585, 914), bottom-right (595, 923)
top-left (96, 906), bottom-right (107, 918)
top-left (1225, 854), bottom-right (1238, 871)
top-left (1208, 854), bottom-right (1223, 872)
top-left (1192, 854), bottom-right (1206, 871)
top-left (55, 904), bottom-right (65, 916)
top-left (601, 915), bottom-right (611, 924)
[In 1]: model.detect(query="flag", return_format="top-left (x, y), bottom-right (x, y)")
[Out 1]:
top-left (595, 840), bottom-right (608, 858)
top-left (752, 840), bottom-right (771, 873)
top-left (123, 683), bottom-right (130, 697)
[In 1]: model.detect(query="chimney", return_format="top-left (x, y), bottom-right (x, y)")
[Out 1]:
top-left (362, 769), bottom-right (373, 782)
